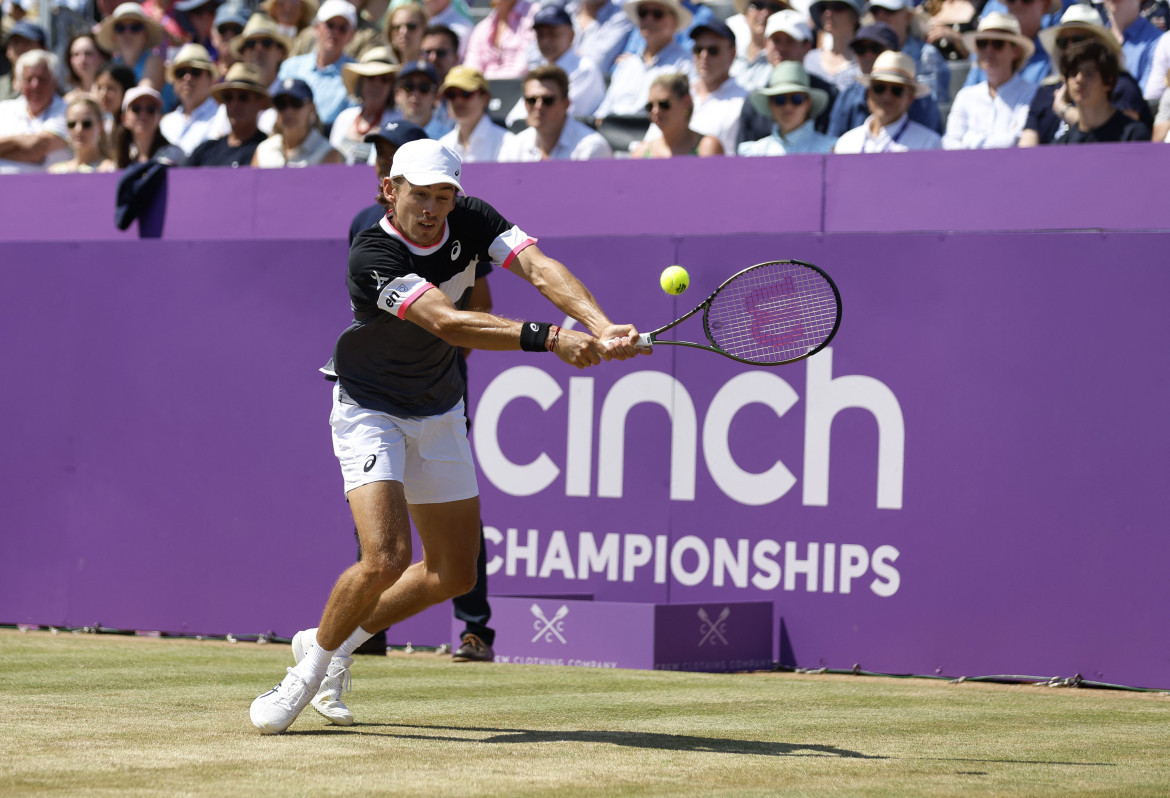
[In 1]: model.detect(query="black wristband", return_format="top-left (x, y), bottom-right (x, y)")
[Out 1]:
top-left (520, 321), bottom-right (552, 352)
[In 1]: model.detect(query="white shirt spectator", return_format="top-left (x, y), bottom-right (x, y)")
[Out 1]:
top-left (254, 128), bottom-right (337, 167)
top-left (1143, 31), bottom-right (1170, 101)
top-left (161, 96), bottom-right (222, 156)
top-left (0, 94), bottom-right (69, 173)
top-left (507, 49), bottom-right (608, 126)
top-left (834, 113), bottom-right (942, 153)
top-left (439, 113), bottom-right (515, 161)
top-left (594, 40), bottom-right (697, 117)
top-left (499, 116), bottom-right (614, 160)
top-left (943, 73), bottom-right (1036, 149)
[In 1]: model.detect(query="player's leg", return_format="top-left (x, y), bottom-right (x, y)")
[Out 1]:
top-left (451, 524), bottom-right (495, 662)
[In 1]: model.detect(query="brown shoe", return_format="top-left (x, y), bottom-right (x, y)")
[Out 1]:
top-left (452, 633), bottom-right (494, 662)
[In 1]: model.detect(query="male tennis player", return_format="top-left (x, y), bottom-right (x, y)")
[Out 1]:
top-left (250, 139), bottom-right (644, 734)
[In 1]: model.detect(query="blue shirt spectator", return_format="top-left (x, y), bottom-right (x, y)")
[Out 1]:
top-left (568, 0), bottom-right (635, 76)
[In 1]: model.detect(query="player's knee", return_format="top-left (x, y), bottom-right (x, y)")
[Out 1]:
top-left (439, 561), bottom-right (477, 600)
top-left (359, 550), bottom-right (409, 590)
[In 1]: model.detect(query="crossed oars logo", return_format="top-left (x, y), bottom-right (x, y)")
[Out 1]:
top-left (697, 606), bottom-right (730, 646)
top-left (530, 603), bottom-right (570, 644)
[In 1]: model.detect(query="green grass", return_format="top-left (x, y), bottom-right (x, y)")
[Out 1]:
top-left (1, 630), bottom-right (1167, 796)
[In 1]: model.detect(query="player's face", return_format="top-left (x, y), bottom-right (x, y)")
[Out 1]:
top-left (386, 179), bottom-right (458, 246)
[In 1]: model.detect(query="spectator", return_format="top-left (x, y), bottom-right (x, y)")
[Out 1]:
top-left (868, 0), bottom-right (951, 102)
top-left (254, 78), bottom-right (345, 165)
top-left (834, 50), bottom-right (943, 151)
top-left (112, 85), bottom-right (186, 167)
top-left (505, 3), bottom-right (606, 126)
top-left (1100, 0), bottom-right (1163, 87)
top-left (422, 24), bottom-right (462, 83)
top-left (827, 22), bottom-right (942, 136)
top-left (160, 43), bottom-right (219, 155)
top-left (422, 0), bottom-right (474, 60)
top-left (263, 0), bottom-right (319, 41)
top-left (962, 0), bottom-right (1055, 89)
top-left (391, 59), bottom-right (452, 137)
top-left (95, 3), bottom-right (166, 91)
top-left (922, 0), bottom-right (982, 61)
top-left (211, 4), bottom-right (249, 76)
top-left (438, 64), bottom-right (514, 160)
top-left (1051, 38), bottom-right (1152, 142)
top-left (729, 0), bottom-right (788, 91)
top-left (233, 15), bottom-right (293, 87)
top-left (804, 0), bottom-right (862, 92)
top-left (1, 21), bottom-right (46, 101)
top-left (594, 0), bottom-right (697, 119)
top-left (175, 0), bottom-right (222, 60)
top-left (569, 0), bottom-right (635, 77)
top-left (350, 119), bottom-right (429, 233)
top-left (187, 61), bottom-right (270, 166)
top-left (64, 33), bottom-right (112, 104)
top-left (1155, 67), bottom-right (1170, 138)
top-left (739, 61), bottom-right (837, 153)
top-left (943, 12), bottom-right (1037, 148)
top-left (631, 70), bottom-right (723, 154)
top-left (293, 0), bottom-right (385, 59)
top-left (685, 19), bottom-right (749, 153)
top-left (464, 0), bottom-right (540, 79)
top-left (0, 50), bottom-right (70, 173)
top-left (621, 0), bottom-right (716, 55)
top-left (386, 2), bottom-right (427, 65)
top-left (736, 10), bottom-right (838, 144)
top-left (1020, 3), bottom-right (1152, 145)
top-left (50, 96), bottom-right (117, 173)
top-left (334, 46), bottom-right (399, 163)
top-left (1144, 31), bottom-right (1169, 100)
top-left (95, 62), bottom-right (137, 134)
top-left (278, 0), bottom-right (359, 127)
top-left (499, 64), bottom-right (614, 158)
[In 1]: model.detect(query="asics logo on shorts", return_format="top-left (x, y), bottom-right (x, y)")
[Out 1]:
top-left (363, 455), bottom-right (377, 472)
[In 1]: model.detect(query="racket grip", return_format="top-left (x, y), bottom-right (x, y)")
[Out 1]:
top-left (635, 333), bottom-right (653, 349)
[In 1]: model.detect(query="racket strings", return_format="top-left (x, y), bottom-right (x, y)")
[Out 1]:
top-left (705, 262), bottom-right (839, 364)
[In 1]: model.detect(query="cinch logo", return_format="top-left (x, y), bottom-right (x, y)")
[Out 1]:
top-left (698, 606), bottom-right (729, 646)
top-left (530, 602), bottom-right (568, 644)
top-left (473, 349), bottom-right (905, 509)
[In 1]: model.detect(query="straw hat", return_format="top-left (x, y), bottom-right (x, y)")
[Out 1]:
top-left (210, 62), bottom-right (272, 106)
top-left (961, 12), bottom-right (1036, 64)
top-left (858, 50), bottom-right (931, 98)
top-left (342, 46), bottom-right (400, 96)
top-left (1038, 3), bottom-right (1124, 62)
top-left (166, 42), bottom-right (216, 82)
top-left (96, 3), bottom-right (164, 51)
top-left (230, 14), bottom-right (294, 59)
top-left (623, 0), bottom-right (694, 31)
top-left (750, 61), bottom-right (829, 118)
top-left (260, 0), bottom-right (319, 29)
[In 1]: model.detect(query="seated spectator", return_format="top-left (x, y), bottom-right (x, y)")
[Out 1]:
top-left (113, 86), bottom-right (186, 167)
top-left (736, 10), bottom-right (838, 144)
top-left (1144, 31), bottom-right (1169, 101)
top-left (293, 0), bottom-right (385, 58)
top-left (1021, 4), bottom-right (1153, 145)
top-left (175, 0), bottom-right (223, 61)
top-left (0, 50), bottom-right (70, 173)
top-left (1102, 0), bottom-right (1162, 87)
top-left (804, 0), bottom-right (862, 92)
top-left (621, 0), bottom-right (716, 55)
top-left (95, 62), bottom-right (138, 135)
top-left (868, 0), bottom-right (950, 102)
top-left (96, 3), bottom-right (166, 91)
top-left (64, 34), bottom-right (111, 104)
top-left (684, 19), bottom-right (748, 154)
top-left (499, 64), bottom-right (614, 159)
top-left (233, 15), bottom-right (293, 87)
top-left (159, 43), bottom-right (219, 155)
top-left (505, 3), bottom-right (606, 126)
top-left (263, 0), bottom-right (319, 41)
top-left (423, 25), bottom-right (462, 84)
top-left (594, 0), bottom-right (697, 119)
top-left (50, 97), bottom-right (117, 173)
top-left (438, 64), bottom-right (515, 160)
top-left (464, 0), bottom-right (540, 79)
top-left (1, 21), bottom-right (46, 101)
top-left (1156, 69), bottom-right (1170, 139)
top-left (334, 47), bottom-right (400, 163)
top-left (351, 119), bottom-right (430, 235)
top-left (570, 0), bottom-right (635, 77)
top-left (631, 71), bottom-right (723, 155)
top-left (187, 62), bottom-right (270, 166)
top-left (1052, 38), bottom-right (1152, 142)
top-left (386, 2), bottom-right (428, 65)
top-left (834, 50), bottom-right (943, 151)
top-left (943, 12), bottom-right (1037, 148)
top-left (827, 22), bottom-right (942, 136)
top-left (961, 0), bottom-right (1055, 90)
top-left (738, 61), bottom-right (838, 153)
top-left (729, 0), bottom-right (788, 91)
top-left (922, 0), bottom-right (980, 61)
top-left (277, 0), bottom-right (359, 127)
top-left (422, 0), bottom-right (474, 61)
top-left (254, 78), bottom-right (345, 165)
top-left (391, 59), bottom-right (453, 138)
top-left (211, 4), bottom-right (249, 77)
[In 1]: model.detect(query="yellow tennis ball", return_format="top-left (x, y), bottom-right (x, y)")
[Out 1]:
top-left (660, 265), bottom-right (689, 295)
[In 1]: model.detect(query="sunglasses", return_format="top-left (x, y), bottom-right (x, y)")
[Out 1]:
top-left (128, 102), bottom-right (160, 114)
top-left (524, 94), bottom-right (560, 107)
top-left (274, 96), bottom-right (305, 110)
top-left (644, 98), bottom-right (673, 112)
top-left (324, 20), bottom-right (351, 33)
top-left (242, 36), bottom-right (278, 51)
top-left (390, 21), bottom-right (420, 31)
top-left (976, 38), bottom-right (1008, 51)
top-left (218, 24), bottom-right (244, 36)
top-left (423, 47), bottom-right (451, 59)
top-left (444, 88), bottom-right (477, 99)
top-left (869, 81), bottom-right (905, 97)
top-left (398, 80), bottom-right (434, 94)
top-left (771, 93), bottom-right (807, 106)
top-left (173, 66), bottom-right (207, 79)
top-left (748, 0), bottom-right (787, 12)
top-left (67, 118), bottom-right (95, 129)
top-left (637, 6), bottom-right (668, 20)
top-left (114, 22), bottom-right (145, 34)
top-left (820, 1), bottom-right (853, 12)
top-left (692, 43), bottom-right (723, 56)
top-left (851, 42), bottom-right (886, 56)
top-left (1056, 33), bottom-right (1090, 49)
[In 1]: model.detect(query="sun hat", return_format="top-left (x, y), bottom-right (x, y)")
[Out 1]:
top-left (342, 46), bottom-right (400, 96)
top-left (122, 85), bottom-right (163, 112)
top-left (230, 15), bottom-right (294, 59)
top-left (1038, 3), bottom-right (1123, 62)
top-left (210, 61), bottom-right (272, 105)
top-left (390, 139), bottom-right (464, 193)
top-left (364, 119), bottom-right (429, 146)
top-left (623, 0), bottom-right (694, 31)
top-left (96, 3), bottom-right (164, 51)
top-left (961, 12), bottom-right (1036, 64)
top-left (440, 64), bottom-right (489, 94)
top-left (750, 61), bottom-right (829, 118)
top-left (315, 0), bottom-right (358, 27)
top-left (765, 9), bottom-right (812, 43)
top-left (260, 0), bottom-right (319, 28)
top-left (166, 43), bottom-right (216, 81)
top-left (858, 50), bottom-right (930, 98)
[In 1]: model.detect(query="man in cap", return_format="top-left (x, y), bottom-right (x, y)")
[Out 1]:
top-left (438, 64), bottom-right (513, 161)
top-left (593, 0), bottom-right (697, 119)
top-left (499, 63), bottom-right (613, 159)
top-left (0, 20), bottom-right (45, 101)
top-left (868, 0), bottom-right (950, 102)
top-left (187, 61), bottom-right (270, 166)
top-left (175, 0), bottom-right (223, 59)
top-left (249, 138), bottom-right (644, 735)
top-left (391, 59), bottom-right (452, 139)
top-left (161, 43), bottom-right (220, 155)
top-left (278, 0), bottom-right (358, 126)
top-left (685, 19), bottom-right (748, 153)
top-left (0, 49), bottom-right (69, 173)
top-left (505, 3), bottom-right (606, 126)
top-left (211, 3), bottom-right (249, 75)
top-left (833, 50), bottom-right (942, 152)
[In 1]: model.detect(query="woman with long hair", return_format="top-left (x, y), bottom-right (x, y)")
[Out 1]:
top-left (333, 47), bottom-right (399, 163)
top-left (386, 2), bottom-right (428, 65)
top-left (113, 86), bottom-right (186, 167)
top-left (253, 79), bottom-right (345, 166)
top-left (95, 62), bottom-right (138, 135)
top-left (631, 73), bottom-right (723, 157)
top-left (63, 34), bottom-right (111, 104)
top-left (50, 97), bottom-right (117, 173)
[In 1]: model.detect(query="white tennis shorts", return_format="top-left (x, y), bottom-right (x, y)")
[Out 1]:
top-left (330, 384), bottom-right (478, 503)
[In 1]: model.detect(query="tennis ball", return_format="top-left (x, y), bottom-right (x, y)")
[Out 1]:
top-left (660, 265), bottom-right (689, 295)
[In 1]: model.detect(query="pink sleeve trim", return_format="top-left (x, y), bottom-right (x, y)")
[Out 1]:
top-left (502, 237), bottom-right (538, 271)
top-left (397, 282), bottom-right (435, 319)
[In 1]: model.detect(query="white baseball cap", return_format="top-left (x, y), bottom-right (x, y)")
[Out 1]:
top-left (315, 0), bottom-right (357, 27)
top-left (390, 140), bottom-right (464, 193)
top-left (765, 9), bottom-right (812, 42)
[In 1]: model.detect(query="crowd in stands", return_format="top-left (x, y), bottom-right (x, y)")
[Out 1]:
top-left (1, 0), bottom-right (1166, 173)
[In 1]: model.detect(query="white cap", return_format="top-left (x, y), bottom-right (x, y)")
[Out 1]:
top-left (122, 85), bottom-right (162, 112)
top-left (390, 140), bottom-right (464, 193)
top-left (315, 0), bottom-right (357, 27)
top-left (765, 9), bottom-right (812, 42)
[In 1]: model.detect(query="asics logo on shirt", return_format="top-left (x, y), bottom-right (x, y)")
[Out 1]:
top-left (372, 271), bottom-right (388, 291)
top-left (451, 240), bottom-right (461, 260)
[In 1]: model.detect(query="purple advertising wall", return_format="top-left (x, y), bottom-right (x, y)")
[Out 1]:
top-left (2, 147), bottom-right (1168, 686)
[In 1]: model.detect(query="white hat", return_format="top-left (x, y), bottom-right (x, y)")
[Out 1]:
top-left (961, 11), bottom-right (1036, 65)
top-left (765, 9), bottom-right (812, 42)
top-left (122, 85), bottom-right (163, 112)
top-left (858, 51), bottom-right (931, 98)
top-left (316, 0), bottom-right (357, 27)
top-left (1038, 3), bottom-right (1124, 62)
top-left (390, 140), bottom-right (464, 193)
top-left (623, 0), bottom-right (694, 31)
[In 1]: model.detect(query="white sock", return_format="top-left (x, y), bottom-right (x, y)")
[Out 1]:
top-left (292, 635), bottom-right (336, 683)
top-left (335, 627), bottom-right (375, 658)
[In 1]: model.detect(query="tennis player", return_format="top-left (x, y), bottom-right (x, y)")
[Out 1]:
top-left (250, 139), bottom-right (644, 733)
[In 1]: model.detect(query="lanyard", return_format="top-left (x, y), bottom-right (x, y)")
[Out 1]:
top-left (864, 115), bottom-right (912, 153)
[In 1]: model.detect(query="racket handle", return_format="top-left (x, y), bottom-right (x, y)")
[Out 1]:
top-left (635, 333), bottom-right (653, 349)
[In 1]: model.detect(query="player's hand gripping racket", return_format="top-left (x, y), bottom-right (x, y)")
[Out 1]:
top-left (636, 260), bottom-right (842, 366)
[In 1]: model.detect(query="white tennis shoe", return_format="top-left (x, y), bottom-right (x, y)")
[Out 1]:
top-left (292, 628), bottom-right (356, 726)
top-left (250, 668), bottom-right (320, 734)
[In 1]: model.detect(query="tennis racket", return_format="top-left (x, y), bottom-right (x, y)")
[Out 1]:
top-left (636, 260), bottom-right (842, 366)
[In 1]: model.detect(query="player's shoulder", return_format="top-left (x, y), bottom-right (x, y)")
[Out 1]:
top-left (350, 220), bottom-right (409, 268)
top-left (453, 194), bottom-right (502, 219)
